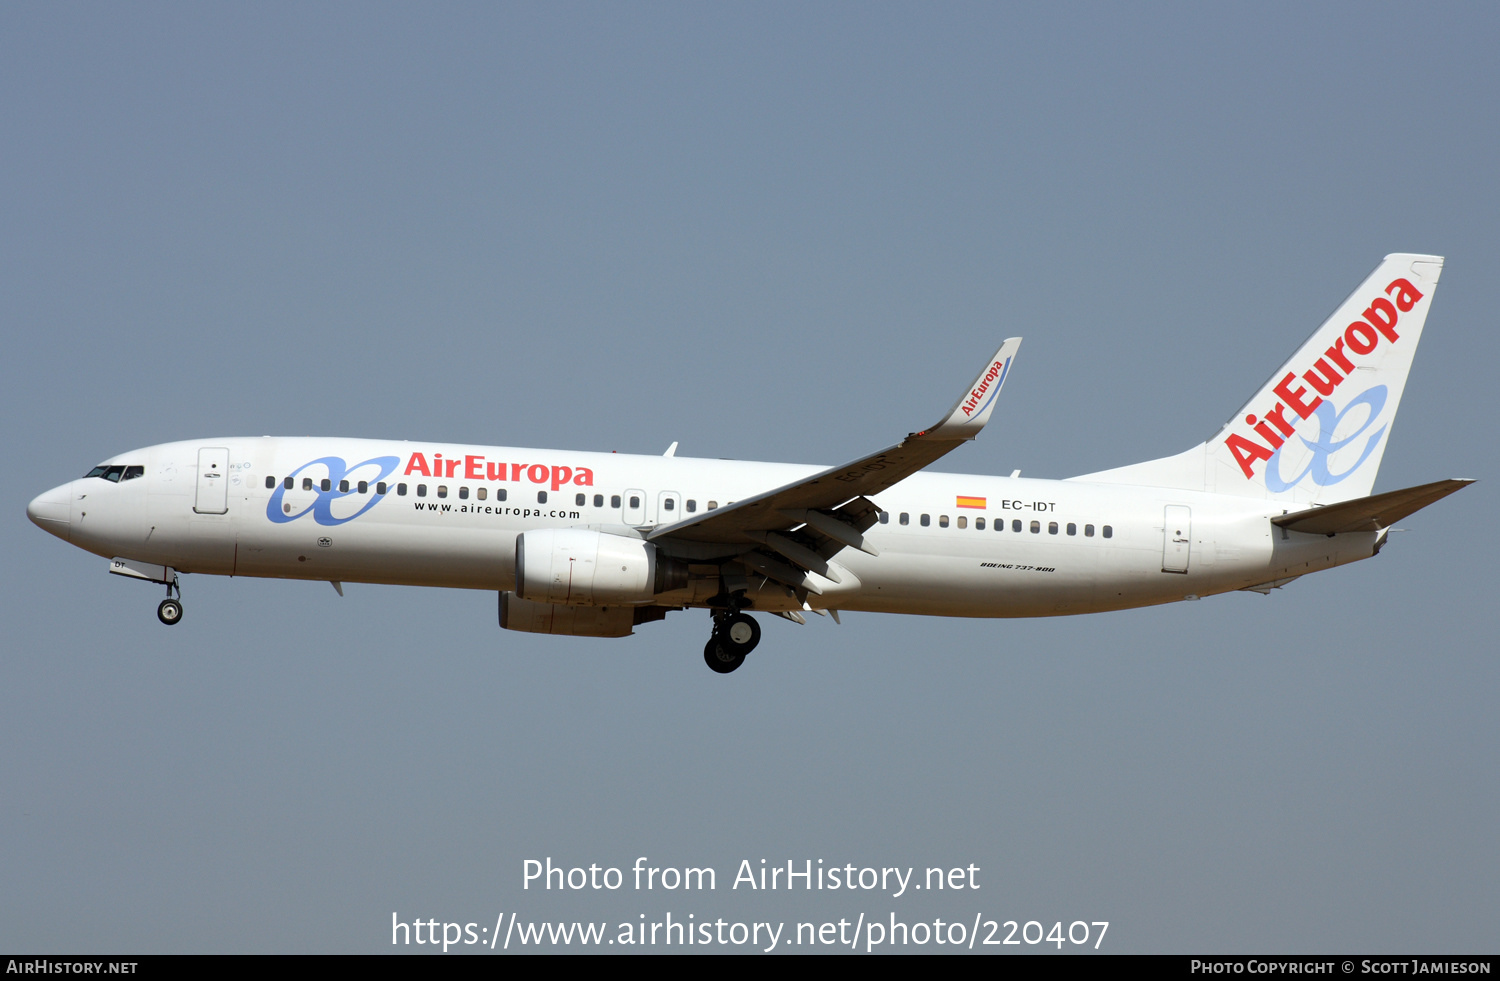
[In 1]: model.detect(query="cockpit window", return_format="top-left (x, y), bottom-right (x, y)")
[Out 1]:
top-left (86, 464), bottom-right (143, 482)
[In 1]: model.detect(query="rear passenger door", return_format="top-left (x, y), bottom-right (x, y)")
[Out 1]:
top-left (1162, 505), bottom-right (1191, 573)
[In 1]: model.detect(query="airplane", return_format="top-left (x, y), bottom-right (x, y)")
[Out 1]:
top-left (27, 254), bottom-right (1471, 673)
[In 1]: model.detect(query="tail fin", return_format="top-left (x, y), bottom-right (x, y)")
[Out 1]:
top-left (1072, 254), bottom-right (1444, 505)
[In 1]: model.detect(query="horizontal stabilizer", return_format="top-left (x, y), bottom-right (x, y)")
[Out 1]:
top-left (1272, 478), bottom-right (1473, 535)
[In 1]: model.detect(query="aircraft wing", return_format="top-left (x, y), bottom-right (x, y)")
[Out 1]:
top-left (649, 339), bottom-right (1021, 558)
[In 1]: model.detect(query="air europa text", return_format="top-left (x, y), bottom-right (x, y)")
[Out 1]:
top-left (961, 359), bottom-right (1008, 416)
top-left (403, 453), bottom-right (594, 490)
top-left (1225, 277), bottom-right (1423, 479)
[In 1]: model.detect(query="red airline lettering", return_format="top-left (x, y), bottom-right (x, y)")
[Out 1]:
top-left (1344, 320), bottom-right (1377, 355)
top-left (1223, 278), bottom-right (1418, 479)
top-left (1263, 403), bottom-right (1298, 437)
top-left (1226, 434), bottom-right (1275, 477)
top-left (1324, 337), bottom-right (1355, 373)
top-left (1364, 298), bottom-right (1399, 343)
top-left (961, 361), bottom-right (1004, 415)
top-left (1273, 373), bottom-right (1322, 419)
top-left (1302, 358), bottom-right (1343, 397)
top-left (400, 453), bottom-right (599, 487)
top-left (1385, 278), bottom-right (1422, 312)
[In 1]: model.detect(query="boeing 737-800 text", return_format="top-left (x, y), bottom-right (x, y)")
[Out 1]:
top-left (27, 255), bottom-right (1470, 672)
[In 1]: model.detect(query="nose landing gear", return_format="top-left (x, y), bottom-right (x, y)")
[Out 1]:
top-left (703, 611), bottom-right (761, 674)
top-left (157, 598), bottom-right (183, 625)
top-left (156, 577), bottom-right (183, 626)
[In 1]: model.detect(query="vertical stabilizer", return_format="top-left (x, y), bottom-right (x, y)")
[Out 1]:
top-left (1071, 254), bottom-right (1443, 505)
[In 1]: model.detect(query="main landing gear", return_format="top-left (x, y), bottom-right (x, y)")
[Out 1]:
top-left (703, 611), bottom-right (761, 674)
top-left (156, 578), bottom-right (183, 626)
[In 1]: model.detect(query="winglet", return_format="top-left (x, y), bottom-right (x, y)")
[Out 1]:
top-left (917, 338), bottom-right (1022, 440)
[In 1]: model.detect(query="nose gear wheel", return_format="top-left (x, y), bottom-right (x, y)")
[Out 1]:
top-left (157, 598), bottom-right (183, 625)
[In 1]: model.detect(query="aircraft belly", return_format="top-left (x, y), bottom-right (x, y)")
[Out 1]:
top-left (839, 539), bottom-right (1105, 617)
top-left (233, 516), bottom-right (517, 589)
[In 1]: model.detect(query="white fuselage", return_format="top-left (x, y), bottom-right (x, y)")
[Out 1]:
top-left (30, 436), bottom-right (1378, 619)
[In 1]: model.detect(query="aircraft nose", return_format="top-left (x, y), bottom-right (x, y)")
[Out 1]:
top-left (27, 482), bottom-right (73, 541)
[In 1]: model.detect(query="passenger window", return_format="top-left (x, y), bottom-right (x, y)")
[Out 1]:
top-left (1048, 521), bottom-right (1058, 534)
top-left (339, 480), bottom-right (350, 493)
top-left (321, 479), bottom-right (331, 492)
top-left (497, 488), bottom-right (507, 501)
top-left (358, 481), bottom-right (368, 494)
top-left (708, 501), bottom-right (718, 510)
top-left (1084, 524), bottom-right (1094, 537)
top-left (878, 512), bottom-right (889, 524)
top-left (397, 483), bottom-right (407, 496)
top-left (377, 482), bottom-right (388, 495)
top-left (1030, 520), bottom-right (1040, 533)
top-left (284, 477), bottom-right (293, 490)
top-left (941, 515), bottom-right (952, 528)
top-left (477, 487), bottom-right (486, 501)
top-left (122, 466), bottom-right (144, 481)
top-left (686, 500), bottom-right (697, 513)
top-left (611, 495), bottom-right (621, 508)
top-left (575, 493), bottom-right (585, 506)
top-left (538, 491), bottom-right (548, 503)
top-left (629, 495), bottom-right (640, 508)
top-left (1066, 522), bottom-right (1076, 536)
top-left (266, 476), bottom-right (276, 489)
top-left (458, 487), bottom-right (468, 500)
top-left (920, 514), bottom-right (931, 527)
top-left (417, 485), bottom-right (427, 497)
top-left (663, 498), bottom-right (675, 511)
top-left (303, 478), bottom-right (314, 491)
top-left (899, 512), bottom-right (909, 525)
top-left (594, 495), bottom-right (604, 507)
top-left (975, 517), bottom-right (985, 530)
top-left (437, 486), bottom-right (448, 498)
top-left (1012, 519), bottom-right (1022, 532)
top-left (1103, 525), bottom-right (1113, 538)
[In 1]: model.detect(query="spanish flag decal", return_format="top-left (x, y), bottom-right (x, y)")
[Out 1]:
top-left (956, 496), bottom-right (986, 509)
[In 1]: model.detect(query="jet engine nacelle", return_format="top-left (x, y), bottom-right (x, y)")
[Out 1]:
top-left (499, 591), bottom-right (638, 637)
top-left (515, 528), bottom-right (687, 606)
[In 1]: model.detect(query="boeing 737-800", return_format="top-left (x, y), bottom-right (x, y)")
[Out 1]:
top-left (27, 254), bottom-right (1470, 672)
